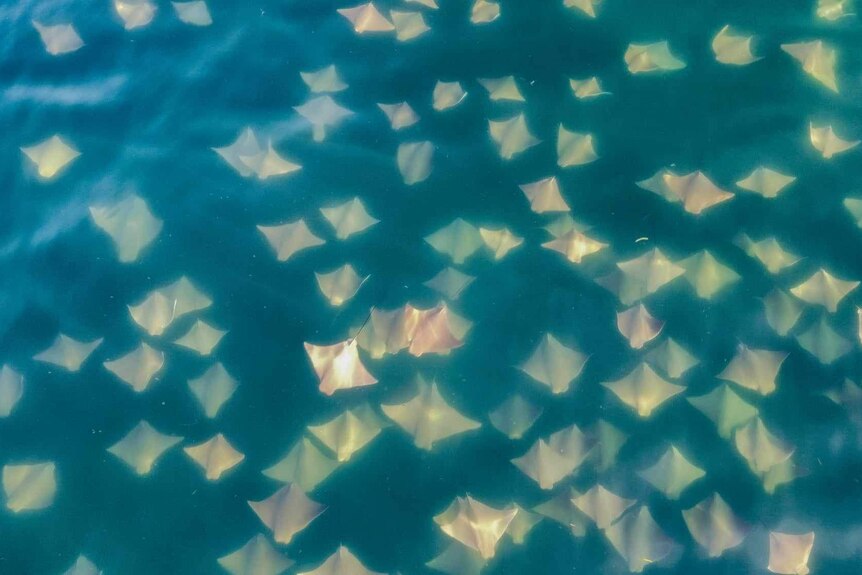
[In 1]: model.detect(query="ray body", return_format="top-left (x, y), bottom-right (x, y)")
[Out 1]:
top-left (433, 81), bottom-right (467, 111)
top-left (294, 96), bottom-right (353, 142)
top-left (542, 231), bottom-right (608, 264)
top-left (734, 418), bottom-right (794, 476)
top-left (3, 462), bottom-right (56, 512)
top-left (662, 171), bottom-right (734, 215)
top-left (479, 76), bottom-right (525, 102)
top-left (817, 0), bottom-right (853, 20)
top-left (796, 315), bottom-right (851, 364)
top-left (645, 338), bottom-right (698, 379)
top-left (602, 363), bottom-right (685, 417)
top-left (790, 268), bottom-right (858, 311)
top-left (258, 220), bottom-right (325, 262)
top-left (315, 264), bottom-right (366, 306)
top-left (297, 546), bottom-right (383, 575)
top-left (301, 65), bottom-right (347, 93)
top-left (249, 484), bottom-right (326, 544)
top-left (625, 41), bottom-right (686, 73)
top-left (434, 496), bottom-right (518, 559)
top-left (34, 334), bottom-right (102, 372)
top-left (213, 129), bottom-right (299, 179)
top-left (307, 405), bottom-right (383, 462)
top-left (682, 494), bottom-right (748, 557)
top-left (264, 438), bottom-right (339, 493)
top-left (489, 114), bottom-right (540, 160)
top-left (520, 176), bottom-right (569, 213)
top-left (735, 235), bottom-right (800, 274)
top-left (184, 434), bottom-right (244, 480)
top-left (519, 333), bottom-right (589, 394)
top-left (736, 167), bottom-right (796, 198)
top-left (565, 0), bottom-right (600, 17)
top-left (377, 102), bottom-right (419, 130)
top-left (569, 77), bottom-right (609, 99)
top-left (571, 484), bottom-right (636, 529)
top-left (0, 366), bottom-right (24, 417)
top-left (337, 3), bottom-right (395, 33)
top-left (616, 304), bottom-right (664, 349)
top-left (592, 419), bottom-right (628, 471)
top-left (320, 197), bottom-right (378, 239)
top-left (781, 41), bottom-right (838, 92)
top-left (397, 141), bottom-right (434, 185)
top-left (391, 10), bottom-right (430, 41)
top-left (680, 250), bottom-right (740, 299)
top-left (557, 126), bottom-right (598, 167)
top-left (188, 363), bottom-right (237, 418)
top-left (172, 1), bottom-right (212, 25)
top-left (62, 556), bottom-right (101, 575)
top-left (173, 320), bottom-right (226, 355)
top-left (218, 534), bottom-right (293, 575)
top-left (712, 25), bottom-right (760, 65)
top-left (424, 267), bottom-right (475, 299)
top-left (425, 219), bottom-right (484, 264)
top-left (768, 532), bottom-right (814, 575)
top-left (604, 506), bottom-right (678, 573)
top-left (599, 248), bottom-right (685, 305)
top-left (20, 135), bottom-right (80, 179)
top-left (471, 0), bottom-right (500, 24)
top-left (639, 446), bottom-right (705, 499)
top-left (810, 123), bottom-right (860, 158)
top-left (688, 384), bottom-right (757, 439)
top-left (129, 276), bottom-right (211, 336)
top-left (103, 343), bottom-right (164, 392)
top-left (718, 345), bottom-right (788, 395)
top-left (479, 227), bottom-right (523, 260)
top-left (89, 194), bottom-right (163, 263)
top-left (108, 421), bottom-right (182, 475)
top-left (32, 21), bottom-right (84, 55)
top-left (512, 427), bottom-right (592, 489)
top-left (489, 394), bottom-right (543, 439)
top-left (115, 0), bottom-right (156, 30)
top-left (763, 289), bottom-right (805, 336)
top-left (304, 339), bottom-right (377, 396)
top-left (844, 197), bottom-right (862, 228)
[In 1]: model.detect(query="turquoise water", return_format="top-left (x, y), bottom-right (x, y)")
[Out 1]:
top-left (3, 0), bottom-right (862, 573)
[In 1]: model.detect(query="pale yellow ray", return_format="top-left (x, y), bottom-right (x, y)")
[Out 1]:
top-left (354, 307), bottom-right (412, 358)
top-left (598, 248), bottom-right (685, 305)
top-left (572, 484), bottom-right (636, 529)
top-left (297, 545), bottom-right (383, 575)
top-left (564, 0), bottom-right (600, 18)
top-left (796, 315), bottom-right (852, 364)
top-left (427, 542), bottom-right (485, 575)
top-left (188, 363), bottom-right (237, 418)
top-left (616, 304), bottom-right (663, 349)
top-left (391, 10), bottom-right (430, 41)
top-left (602, 363), bottom-right (685, 417)
top-left (519, 176), bottom-right (569, 213)
top-left (569, 77), bottom-right (610, 99)
top-left (315, 264), bottom-right (366, 306)
top-left (0, 366), bottom-right (24, 418)
top-left (604, 506), bottom-right (678, 573)
top-left (479, 227), bottom-right (523, 260)
top-left (103, 343), bottom-right (164, 392)
top-left (172, 1), bottom-right (212, 26)
top-left (712, 25), bottom-right (760, 65)
top-left (173, 320), bottom-right (226, 356)
top-left (809, 123), bottom-right (859, 158)
top-left (304, 339), bottom-right (377, 396)
top-left (307, 404), bottom-right (384, 462)
top-left (781, 41), bottom-right (838, 92)
top-left (32, 21), bottom-right (84, 55)
top-left (519, 333), bottom-right (589, 394)
top-left (591, 419), bottom-right (628, 472)
top-left (845, 197), bottom-right (862, 228)
top-left (625, 41), bottom-right (686, 74)
top-left (397, 141), bottom-right (434, 185)
top-left (424, 267), bottom-right (475, 300)
top-left (34, 334), bottom-right (102, 372)
top-left (512, 438), bottom-right (578, 489)
top-left (407, 0), bottom-right (438, 8)
top-left (213, 128), bottom-right (264, 177)
top-left (240, 141), bottom-right (301, 180)
top-left (736, 167), bottom-right (796, 198)
top-left (735, 235), bottom-right (800, 274)
top-left (542, 230), bottom-right (608, 264)
top-left (488, 394), bottom-right (542, 440)
top-left (377, 102), bottom-right (419, 130)
top-left (734, 417), bottom-right (794, 475)
top-left (718, 344), bottom-right (788, 395)
top-left (639, 445), bottom-right (705, 499)
top-left (768, 532), bottom-right (814, 575)
top-left (89, 194), bottom-right (163, 263)
top-left (478, 76), bottom-right (525, 102)
top-left (791, 268), bottom-right (859, 311)
top-left (108, 420), bottom-right (183, 475)
top-left (62, 556), bottom-right (100, 575)
top-left (264, 437), bottom-right (339, 493)
top-left (249, 484), bottom-right (326, 545)
top-left (662, 171), bottom-right (734, 215)
top-left (682, 493), bottom-right (749, 558)
top-left (645, 338), bottom-right (699, 379)
top-left (470, 0), bottom-right (500, 24)
top-left (300, 65), bottom-right (347, 94)
top-left (506, 505), bottom-right (542, 544)
top-left (434, 496), bottom-right (518, 559)
top-left (557, 126), bottom-right (598, 167)
top-left (337, 3), bottom-right (395, 33)
top-left (817, 0), bottom-right (853, 21)
top-left (218, 534), bottom-right (293, 575)
top-left (114, 0), bottom-right (156, 30)
top-left (3, 462), bottom-right (56, 512)
top-left (128, 277), bottom-right (211, 336)
top-left (763, 289), bottom-right (805, 336)
top-left (433, 81), bottom-right (467, 111)
top-left (425, 218), bottom-right (484, 264)
top-left (20, 135), bottom-right (80, 180)
top-left (680, 250), bottom-right (740, 300)
top-left (184, 434), bottom-right (244, 480)
top-left (489, 114), bottom-right (540, 160)
top-left (258, 219), bottom-right (325, 262)
top-left (294, 95), bottom-right (353, 142)
top-left (320, 197), bottom-right (379, 240)
top-left (687, 384), bottom-right (757, 439)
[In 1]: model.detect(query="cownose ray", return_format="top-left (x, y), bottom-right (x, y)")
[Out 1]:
top-left (734, 235), bottom-right (800, 274)
top-left (184, 434), bottom-right (244, 481)
top-left (624, 41), bottom-right (686, 74)
top-left (172, 1), bottom-right (212, 26)
top-left (353, 307), bottom-right (413, 358)
top-left (570, 77), bottom-right (610, 99)
top-left (320, 197), bottom-right (379, 240)
top-left (763, 289), bottom-right (805, 336)
top-left (470, 0), bottom-right (500, 24)
top-left (790, 268), bottom-right (859, 311)
top-left (712, 25), bottom-right (761, 65)
top-left (590, 419), bottom-right (628, 472)
top-left (781, 41), bottom-right (838, 92)
top-left (434, 496), bottom-right (518, 559)
top-left (520, 176), bottom-right (569, 213)
top-left (381, 378), bottom-right (480, 450)
top-left (32, 21), bottom-right (84, 55)
top-left (543, 230), bottom-right (608, 264)
top-left (557, 125), bottom-right (598, 167)
top-left (823, 379), bottom-right (862, 427)
top-left (306, 404), bottom-right (385, 462)
top-left (20, 135), bottom-right (80, 180)
top-left (809, 123), bottom-right (859, 158)
top-left (108, 420), bottom-right (183, 475)
top-left (258, 219), bottom-right (325, 262)
top-left (488, 393), bottom-right (543, 439)
top-left (718, 344), bottom-right (788, 395)
top-left (424, 267), bottom-right (475, 300)
top-left (682, 493), bottom-right (749, 558)
top-left (356, 303), bottom-right (472, 357)
top-left (736, 167), bottom-right (796, 198)
top-left (796, 315), bottom-right (852, 364)
top-left (734, 417), bottom-right (794, 476)
top-left (644, 338), bottom-right (699, 379)
top-left (3, 462), bottom-right (56, 512)
top-left (845, 197), bottom-right (862, 228)
top-left (519, 333), bottom-right (589, 394)
top-left (128, 276), bottom-right (211, 336)
top-left (377, 102), bottom-right (419, 130)
top-left (480, 227), bottom-right (523, 260)
top-left (616, 304), bottom-right (664, 349)
top-left (478, 76), bottom-right (525, 102)
top-left (425, 218), bottom-right (484, 264)
top-left (397, 141), bottom-right (434, 185)
top-left (0, 366), bottom-right (24, 417)
top-left (294, 95), bottom-right (354, 142)
top-left (391, 10), bottom-right (430, 41)
top-left (264, 437), bottom-right (339, 493)
top-left (506, 505), bottom-right (543, 544)
top-left (688, 384), bottom-right (757, 439)
top-left (602, 363), bottom-right (685, 417)
top-left (62, 556), bottom-right (101, 575)
top-left (297, 545), bottom-right (383, 575)
top-left (603, 506), bottom-right (679, 573)
top-left (103, 342), bottom-right (164, 392)
top-left (817, 0), bottom-right (853, 20)
top-left (679, 250), bottom-right (740, 300)
top-left (769, 532), bottom-right (815, 575)
top-left (192, 374), bottom-right (241, 424)
top-left (433, 81), bottom-right (467, 111)
top-left (300, 65), bottom-right (348, 94)
top-left (661, 171), bottom-right (734, 215)
top-left (34, 334), bottom-right (102, 372)
top-left (244, 141), bottom-right (302, 180)
top-left (218, 534), bottom-right (293, 575)
top-left (172, 320), bottom-right (226, 356)
top-left (114, 0), bottom-right (156, 30)
top-left (638, 445), bottom-right (706, 499)
top-left (489, 114), bottom-right (540, 160)
top-left (336, 3), bottom-right (395, 33)
top-left (89, 194), bottom-right (163, 263)
top-left (249, 484), bottom-right (326, 545)
top-left (407, 0), bottom-right (438, 8)
top-left (305, 339), bottom-right (377, 396)
top-left (531, 488), bottom-right (590, 536)
top-left (315, 264), bottom-right (367, 306)
top-left (565, 0), bottom-right (600, 17)
top-left (597, 248), bottom-right (685, 305)
top-left (213, 128), bottom-right (301, 179)
top-left (511, 424), bottom-right (594, 489)
top-left (571, 484), bottom-right (636, 529)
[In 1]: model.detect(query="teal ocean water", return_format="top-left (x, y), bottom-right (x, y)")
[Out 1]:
top-left (3, 0), bottom-right (862, 573)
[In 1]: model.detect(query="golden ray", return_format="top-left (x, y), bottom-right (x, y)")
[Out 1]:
top-left (519, 333), bottom-right (589, 394)
top-left (479, 227), bottom-right (523, 260)
top-left (32, 21), bottom-right (84, 55)
top-left (488, 394), bottom-right (542, 440)
top-left (796, 315), bottom-right (852, 364)
top-left (639, 445), bottom-right (705, 499)
top-left (557, 126), bottom-right (598, 167)
top-left (244, 141), bottom-right (302, 180)
top-left (569, 76), bottom-right (610, 99)
top-left (249, 484), bottom-right (326, 545)
top-left (321, 197), bottom-right (378, 240)
top-left (781, 41), bottom-right (838, 92)
top-left (294, 95), bottom-right (353, 142)
top-left (542, 230), bottom-right (608, 264)
top-left (391, 10), bottom-right (430, 41)
top-left (718, 344), bottom-right (788, 396)
top-left (591, 419), bottom-right (628, 471)
top-left (662, 171), bottom-right (734, 215)
top-left (434, 496), bottom-right (518, 559)
top-left (258, 219), bottom-right (325, 262)
top-left (564, 0), bottom-right (600, 17)
top-left (736, 167), bottom-right (796, 198)
top-left (768, 532), bottom-right (814, 575)
top-left (128, 276), bottom-right (211, 336)
top-left (687, 384), bottom-right (757, 439)
top-left (3, 462), bottom-right (56, 512)
top-left (809, 123), bottom-right (859, 158)
top-left (62, 556), bottom-right (100, 575)
top-left (478, 76), bottom-right (525, 102)
top-left (426, 542), bottom-right (485, 575)
top-left (506, 505), bottom-right (543, 544)
top-left (817, 0), bottom-right (853, 20)
top-left (598, 248), bottom-right (685, 305)
top-left (188, 363), bottom-right (237, 418)
top-left (519, 176), bottom-right (569, 213)
top-left (354, 307), bottom-right (412, 358)
top-left (297, 546), bottom-right (383, 575)
top-left (20, 135), bottom-right (80, 180)
top-left (544, 214), bottom-right (590, 238)
top-left (218, 534), bottom-right (293, 575)
top-left (470, 0), bottom-right (500, 24)
top-left (173, 320), bottom-right (226, 356)
top-left (377, 102), bottom-right (419, 130)
top-left (184, 434), bottom-right (244, 481)
top-left (89, 194), bottom-right (163, 263)
top-left (624, 41), bottom-right (686, 74)
top-left (264, 437), bottom-right (339, 493)
top-left (172, 1), bottom-right (212, 26)
top-left (0, 366), bottom-right (24, 418)
top-left (425, 218), bottom-right (484, 264)
top-left (406, 305), bottom-right (470, 356)
top-left (602, 363), bottom-right (685, 418)
top-left (845, 197), bottom-right (862, 228)
top-left (304, 339), bottom-right (377, 396)
top-left (645, 338), bottom-right (699, 379)
top-left (711, 25), bottom-right (760, 65)
top-left (572, 484), bottom-right (636, 529)
top-left (114, 0), bottom-right (156, 30)
top-left (790, 268), bottom-right (859, 311)
top-left (735, 235), bottom-right (800, 274)
top-left (108, 421), bottom-right (182, 475)
top-left (307, 404), bottom-right (384, 462)
top-left (34, 334), bottom-right (102, 372)
top-left (734, 417), bottom-right (794, 476)
top-left (103, 342), bottom-right (164, 392)
top-left (433, 81), bottom-right (467, 111)
top-left (512, 425), bottom-right (592, 489)
top-left (489, 114), bottom-right (540, 160)
top-left (337, 3), bottom-right (395, 33)
top-left (300, 65), bottom-right (347, 94)
top-left (682, 493), bottom-right (748, 558)
top-left (397, 141), bottom-right (434, 185)
top-left (424, 267), bottom-right (475, 300)
top-left (604, 506), bottom-right (678, 573)
top-left (680, 250), bottom-right (740, 300)
top-left (214, 128), bottom-right (300, 179)
top-left (315, 264), bottom-right (366, 306)
top-left (616, 304), bottom-right (664, 349)
top-left (763, 289), bottom-right (805, 336)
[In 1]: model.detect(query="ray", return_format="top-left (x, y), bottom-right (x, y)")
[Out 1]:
top-left (424, 267), bottom-right (475, 300)
top-left (591, 419), bottom-right (628, 471)
top-left (734, 417), bottom-right (794, 476)
top-left (661, 171), bottom-right (734, 215)
top-left (304, 339), bottom-right (377, 395)
top-left (426, 542), bottom-right (485, 575)
top-left (3, 462), bottom-right (56, 512)
top-left (565, 0), bottom-right (600, 17)
top-left (616, 304), bottom-right (664, 349)
top-left (301, 65), bottom-right (348, 94)
top-left (768, 532), bottom-right (814, 575)
top-left (62, 556), bottom-right (101, 575)
top-left (682, 493), bottom-right (748, 558)
top-left (434, 496), bottom-right (517, 559)
top-left (736, 167), bottom-right (796, 198)
top-left (572, 484), bottom-right (636, 529)
top-left (532, 489), bottom-right (589, 534)
top-left (598, 248), bottom-right (685, 305)
top-left (809, 123), bottom-right (859, 158)
top-left (218, 534), bottom-right (293, 575)
top-left (718, 344), bottom-right (788, 395)
top-left (544, 214), bottom-right (591, 238)
top-left (377, 102), bottom-right (419, 130)
top-left (542, 230), bottom-right (608, 264)
top-left (337, 3), bottom-right (395, 33)
top-left (624, 41), bottom-right (686, 74)
top-left (264, 437), bottom-right (340, 493)
top-left (557, 126), bottom-right (598, 167)
top-left (790, 268), bottom-right (859, 311)
top-left (128, 276), bottom-right (211, 336)
top-left (687, 384), bottom-right (757, 439)
top-left (602, 363), bottom-right (685, 418)
top-left (817, 0), bottom-right (853, 20)
top-left (680, 250), bottom-right (740, 300)
top-left (407, 0), bottom-right (438, 8)
top-left (506, 505), bottom-right (543, 544)
top-left (488, 393), bottom-right (543, 439)
top-left (258, 219), bottom-right (325, 262)
top-left (0, 366), bottom-right (24, 417)
top-left (307, 404), bottom-right (384, 462)
top-left (489, 114), bottom-right (540, 160)
top-left (294, 95), bottom-right (353, 142)
top-left (763, 289), bottom-right (805, 336)
top-left (114, 0), bottom-right (156, 30)
top-left (397, 141), bottom-right (434, 185)
top-left (796, 315), bottom-right (851, 364)
top-left (639, 445), bottom-right (705, 499)
top-left (735, 235), bottom-right (800, 274)
top-left (409, 303), bottom-right (471, 357)
top-left (425, 219), bottom-right (484, 264)
top-left (520, 176), bottom-right (569, 213)
top-left (645, 338), bottom-right (699, 379)
top-left (188, 363), bottom-right (237, 418)
top-left (433, 81), bottom-right (467, 111)
top-left (604, 506), bottom-right (678, 573)
top-left (103, 342), bottom-right (164, 392)
top-left (354, 307), bottom-right (413, 358)
top-left (184, 434), bottom-right (244, 480)
top-left (470, 0), bottom-right (500, 24)
top-left (512, 425), bottom-right (593, 489)
top-left (243, 141), bottom-right (302, 180)
top-left (315, 264), bottom-right (367, 306)
top-left (569, 76), bottom-right (610, 99)
top-left (320, 197), bottom-right (379, 240)
top-left (249, 484), bottom-right (327, 545)
top-left (519, 333), bottom-right (589, 395)
top-left (381, 378), bottom-right (480, 450)
top-left (107, 420), bottom-right (182, 475)
top-left (213, 128), bottom-right (263, 177)
top-left (32, 21), bottom-right (84, 55)
top-left (297, 546), bottom-right (383, 575)
top-left (172, 1), bottom-right (212, 25)
top-left (89, 194), bottom-right (163, 263)
top-left (781, 41), bottom-right (838, 92)
top-left (479, 227), bottom-right (523, 260)
top-left (478, 76), bottom-right (525, 102)
top-left (845, 197), bottom-right (862, 228)
top-left (711, 25), bottom-right (760, 65)
top-left (392, 10), bottom-right (430, 41)
top-left (20, 135), bottom-right (80, 180)
top-left (34, 334), bottom-right (102, 372)
top-left (173, 320), bottom-right (226, 355)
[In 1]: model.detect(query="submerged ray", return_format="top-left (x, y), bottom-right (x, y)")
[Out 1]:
top-left (407, 0), bottom-right (438, 7)
top-left (625, 41), bottom-right (686, 73)
top-left (188, 363), bottom-right (237, 418)
top-left (543, 230), bottom-right (608, 264)
top-left (809, 123), bottom-right (859, 158)
top-left (392, 10), bottom-right (430, 41)
top-left (602, 363), bottom-right (685, 417)
top-left (591, 419), bottom-right (628, 471)
top-left (790, 268), bottom-right (858, 311)
top-left (3, 462), bottom-right (56, 512)
top-left (62, 556), bottom-right (100, 575)
top-left (844, 197), bottom-right (862, 228)
top-left (337, 3), bottom-right (394, 33)
top-left (20, 135), bottom-right (80, 179)
top-left (479, 227), bottom-right (523, 260)
top-left (397, 141), bottom-right (434, 185)
top-left (519, 333), bottom-right (589, 394)
top-left (172, 1), bottom-right (212, 25)
top-left (298, 546), bottom-right (382, 575)
top-left (213, 128), bottom-right (300, 179)
top-left (0, 366), bottom-right (24, 417)
top-left (565, 0), bottom-right (600, 17)
top-left (489, 394), bottom-right (542, 439)
top-left (103, 343), bottom-right (164, 392)
top-left (115, 0), bottom-right (156, 30)
top-left (377, 102), bottom-right (419, 130)
top-left (258, 220), bottom-right (325, 262)
top-left (718, 344), bottom-right (788, 396)
top-left (817, 0), bottom-right (852, 20)
top-left (520, 176), bottom-right (569, 213)
top-left (470, 0), bottom-right (500, 24)
top-left (604, 506), bottom-right (678, 573)
top-left (598, 248), bottom-right (685, 305)
top-left (294, 95), bottom-right (353, 142)
top-left (680, 250), bottom-right (740, 300)
top-left (435, 496), bottom-right (517, 559)
top-left (218, 534), bottom-right (293, 575)
top-left (354, 308), bottom-right (412, 358)
top-left (301, 65), bottom-right (347, 94)
top-left (763, 289), bottom-right (805, 336)
top-left (532, 490), bottom-right (588, 533)
top-left (735, 235), bottom-right (800, 274)
top-left (557, 126), bottom-right (598, 167)
top-left (433, 81), bottom-right (467, 111)
top-left (682, 493), bottom-right (748, 558)
top-left (736, 167), bottom-right (796, 198)
top-left (734, 417), bottom-right (794, 476)
top-left (89, 194), bottom-right (163, 263)
top-left (128, 276), bottom-right (211, 336)
top-left (425, 219), bottom-right (484, 264)
top-left (32, 21), bottom-right (84, 55)
top-left (478, 76), bottom-right (525, 102)
top-left (688, 384), bottom-right (757, 439)
top-left (512, 425), bottom-right (593, 489)
top-left (173, 320), bottom-right (226, 356)
top-left (712, 25), bottom-right (760, 65)
top-left (315, 265), bottom-right (366, 307)
top-left (382, 379), bottom-right (480, 450)
top-left (639, 446), bottom-right (705, 499)
top-left (320, 197), bottom-right (378, 240)
top-left (307, 405), bottom-right (384, 462)
top-left (34, 335), bottom-right (102, 372)
top-left (645, 338), bottom-right (698, 379)
top-left (569, 76), bottom-right (609, 99)
top-left (304, 339), bottom-right (377, 396)
top-left (616, 304), bottom-right (664, 349)
top-left (572, 484), bottom-right (636, 529)
top-left (506, 506), bottom-right (542, 544)
top-left (184, 434), bottom-right (244, 481)
top-left (769, 532), bottom-right (814, 575)
top-left (662, 171), bottom-right (734, 215)
top-left (781, 41), bottom-right (838, 92)
top-left (796, 315), bottom-right (852, 364)
top-left (406, 305), bottom-right (470, 356)
top-left (264, 438), bottom-right (339, 493)
top-left (489, 114), bottom-right (540, 160)
top-left (424, 267), bottom-right (475, 300)
top-left (249, 484), bottom-right (326, 545)
top-left (108, 421), bottom-right (182, 475)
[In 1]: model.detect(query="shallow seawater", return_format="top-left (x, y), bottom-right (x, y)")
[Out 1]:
top-left (3, 0), bottom-right (862, 573)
